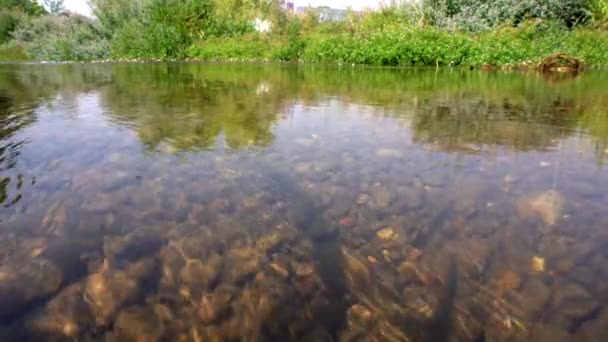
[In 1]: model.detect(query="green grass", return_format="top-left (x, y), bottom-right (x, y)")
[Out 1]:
top-left (185, 22), bottom-right (608, 69)
top-left (186, 35), bottom-right (278, 60)
top-left (0, 43), bottom-right (30, 62)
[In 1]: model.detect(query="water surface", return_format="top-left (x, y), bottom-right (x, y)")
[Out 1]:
top-left (1, 63), bottom-right (608, 341)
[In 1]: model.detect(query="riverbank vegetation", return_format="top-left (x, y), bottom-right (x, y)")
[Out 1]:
top-left (0, 0), bottom-right (607, 67)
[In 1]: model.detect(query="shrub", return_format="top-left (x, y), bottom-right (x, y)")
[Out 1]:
top-left (588, 0), bottom-right (608, 25)
top-left (12, 13), bottom-right (110, 61)
top-left (0, 0), bottom-right (46, 16)
top-left (112, 19), bottom-right (183, 60)
top-left (423, 0), bottom-right (591, 31)
top-left (0, 10), bottom-right (21, 44)
top-left (110, 0), bottom-right (216, 60)
top-left (273, 20), bottom-right (305, 61)
top-left (90, 0), bottom-right (150, 37)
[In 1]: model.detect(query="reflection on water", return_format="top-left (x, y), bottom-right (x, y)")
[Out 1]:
top-left (0, 63), bottom-right (608, 341)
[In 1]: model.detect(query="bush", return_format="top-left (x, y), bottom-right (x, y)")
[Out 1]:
top-left (12, 13), bottom-right (110, 61)
top-left (112, 19), bottom-right (183, 59)
top-left (273, 20), bottom-right (305, 61)
top-left (110, 0), bottom-right (216, 60)
top-left (423, 0), bottom-right (591, 31)
top-left (90, 0), bottom-right (150, 37)
top-left (0, 10), bottom-right (22, 44)
top-left (588, 0), bottom-right (608, 25)
top-left (0, 0), bottom-right (46, 16)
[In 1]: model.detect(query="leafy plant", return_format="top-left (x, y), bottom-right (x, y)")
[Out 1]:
top-left (0, 10), bottom-right (20, 44)
top-left (423, 0), bottom-right (592, 31)
top-left (0, 0), bottom-right (46, 16)
top-left (12, 13), bottom-right (110, 61)
top-left (588, 0), bottom-right (608, 25)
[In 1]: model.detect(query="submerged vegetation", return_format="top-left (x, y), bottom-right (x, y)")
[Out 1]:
top-left (0, 0), bottom-right (607, 67)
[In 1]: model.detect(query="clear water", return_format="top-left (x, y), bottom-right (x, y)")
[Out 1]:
top-left (0, 63), bottom-right (607, 341)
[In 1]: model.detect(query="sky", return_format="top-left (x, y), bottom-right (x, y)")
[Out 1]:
top-left (53, 0), bottom-right (386, 16)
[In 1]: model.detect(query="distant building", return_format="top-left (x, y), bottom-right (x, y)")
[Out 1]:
top-left (286, 1), bottom-right (295, 16)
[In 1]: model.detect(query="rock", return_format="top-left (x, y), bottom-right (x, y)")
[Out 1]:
top-left (198, 295), bottom-right (216, 324)
top-left (84, 259), bottom-right (155, 327)
top-left (406, 247), bottom-right (423, 262)
top-left (531, 256), bottom-right (545, 273)
top-left (549, 283), bottom-right (599, 331)
top-left (519, 278), bottom-right (551, 318)
top-left (575, 309), bottom-right (608, 341)
top-left (399, 262), bottom-right (433, 286)
top-left (41, 202), bottom-right (67, 236)
top-left (294, 275), bottom-right (319, 296)
top-left (0, 258), bottom-right (63, 320)
top-left (224, 248), bottom-right (260, 283)
top-left (517, 190), bottom-right (565, 226)
top-left (104, 233), bottom-right (164, 262)
top-left (402, 286), bottom-right (438, 320)
top-left (109, 306), bottom-right (164, 342)
top-left (294, 263), bottom-right (315, 277)
top-left (270, 263), bottom-right (289, 279)
top-left (179, 255), bottom-right (221, 294)
top-left (342, 248), bottom-right (371, 290)
top-left (256, 233), bottom-right (281, 255)
top-left (399, 261), bottom-right (418, 283)
top-left (376, 228), bottom-right (397, 241)
top-left (26, 283), bottom-right (92, 339)
top-left (370, 184), bottom-right (392, 208)
top-left (527, 323), bottom-right (570, 341)
top-left (434, 239), bottom-right (490, 277)
top-left (497, 270), bottom-right (521, 295)
top-left (555, 258), bottom-right (576, 274)
top-left (375, 148), bottom-right (402, 158)
top-left (347, 304), bottom-right (373, 324)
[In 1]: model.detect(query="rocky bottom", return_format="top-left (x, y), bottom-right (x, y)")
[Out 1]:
top-left (1, 184), bottom-right (607, 342)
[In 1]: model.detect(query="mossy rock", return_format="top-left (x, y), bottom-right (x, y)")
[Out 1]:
top-left (538, 53), bottom-right (584, 73)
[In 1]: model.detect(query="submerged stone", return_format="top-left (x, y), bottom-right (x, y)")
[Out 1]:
top-left (376, 228), bottom-right (396, 241)
top-left (270, 263), bottom-right (289, 279)
top-left (517, 190), bottom-right (565, 226)
top-left (531, 256), bottom-right (545, 273)
top-left (0, 258), bottom-right (63, 321)
top-left (108, 305), bottom-right (165, 342)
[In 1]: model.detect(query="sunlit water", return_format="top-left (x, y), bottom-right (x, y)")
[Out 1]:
top-left (0, 63), bottom-right (607, 341)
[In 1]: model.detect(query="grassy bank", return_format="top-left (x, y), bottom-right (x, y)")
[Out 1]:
top-left (186, 23), bottom-right (608, 68)
top-left (1, 0), bottom-right (607, 68)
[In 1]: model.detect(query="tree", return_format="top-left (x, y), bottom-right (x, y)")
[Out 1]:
top-left (43, 0), bottom-right (64, 14)
top-left (0, 0), bottom-right (46, 15)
